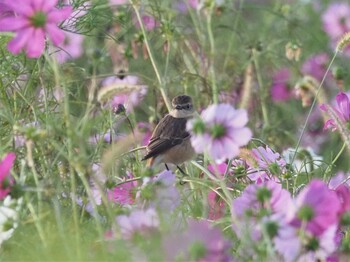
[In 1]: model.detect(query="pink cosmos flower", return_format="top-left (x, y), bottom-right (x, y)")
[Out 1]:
top-left (329, 172), bottom-right (350, 190)
top-left (49, 30), bottom-right (84, 63)
top-left (0, 2), bottom-right (13, 19)
top-left (270, 68), bottom-right (292, 102)
top-left (251, 146), bottom-right (287, 173)
top-left (246, 146), bottom-right (286, 183)
top-left (0, 0), bottom-right (72, 58)
top-left (163, 219), bottom-right (231, 262)
top-left (207, 190), bottom-right (225, 220)
top-left (108, 172), bottom-right (137, 205)
top-left (0, 153), bottom-right (15, 200)
top-left (136, 122), bottom-right (152, 146)
top-left (329, 172), bottom-right (350, 219)
top-left (322, 2), bottom-right (350, 41)
top-left (287, 179), bottom-right (341, 236)
top-left (133, 13), bottom-right (160, 31)
top-left (187, 104), bottom-right (252, 161)
top-left (275, 222), bottom-right (338, 262)
top-left (231, 181), bottom-right (292, 241)
top-left (207, 162), bottom-right (229, 217)
top-left (232, 180), bottom-right (292, 220)
top-left (116, 208), bottom-right (159, 240)
top-left (207, 162), bottom-right (228, 175)
top-left (188, 0), bottom-right (200, 9)
top-left (140, 170), bottom-right (180, 213)
top-left (269, 214), bottom-right (302, 262)
top-left (322, 2), bottom-right (350, 56)
top-left (320, 92), bottom-right (350, 131)
top-left (302, 53), bottom-right (330, 81)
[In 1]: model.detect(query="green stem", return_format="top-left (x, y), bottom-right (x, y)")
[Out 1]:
top-left (47, 54), bottom-right (81, 259)
top-left (207, 2), bottom-right (218, 103)
top-left (252, 49), bottom-right (269, 127)
top-left (130, 1), bottom-right (171, 111)
top-left (291, 51), bottom-right (338, 165)
top-left (223, 0), bottom-right (245, 70)
top-left (26, 201), bottom-right (47, 248)
top-left (324, 142), bottom-right (346, 181)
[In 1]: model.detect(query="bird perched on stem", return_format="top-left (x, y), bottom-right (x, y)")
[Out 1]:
top-left (142, 95), bottom-right (196, 173)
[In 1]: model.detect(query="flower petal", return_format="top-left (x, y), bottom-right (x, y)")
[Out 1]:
top-left (0, 153), bottom-right (16, 181)
top-left (40, 0), bottom-right (58, 12)
top-left (336, 92), bottom-right (350, 121)
top-left (4, 0), bottom-right (34, 15)
top-left (26, 28), bottom-right (45, 57)
top-left (47, 6), bottom-right (72, 23)
top-left (46, 24), bottom-right (65, 45)
top-left (0, 17), bottom-right (29, 31)
top-left (230, 127), bottom-right (253, 146)
top-left (7, 27), bottom-right (34, 54)
top-left (231, 109), bottom-right (249, 127)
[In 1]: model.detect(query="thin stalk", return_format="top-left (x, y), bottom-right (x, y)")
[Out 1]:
top-left (252, 48), bottom-right (269, 127)
top-left (26, 201), bottom-right (47, 248)
top-left (25, 140), bottom-right (42, 214)
top-left (47, 54), bottom-right (81, 259)
top-left (291, 51), bottom-right (338, 165)
top-left (223, 0), bottom-right (245, 70)
top-left (206, 2), bottom-right (218, 103)
top-left (130, 1), bottom-right (171, 111)
top-left (324, 142), bottom-right (346, 181)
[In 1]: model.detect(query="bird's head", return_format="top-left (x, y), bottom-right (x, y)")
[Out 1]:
top-left (170, 95), bottom-right (195, 118)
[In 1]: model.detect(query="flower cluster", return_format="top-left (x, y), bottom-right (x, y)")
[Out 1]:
top-left (231, 178), bottom-right (349, 261)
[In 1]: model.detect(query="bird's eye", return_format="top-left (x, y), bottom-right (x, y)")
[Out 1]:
top-left (186, 104), bottom-right (191, 109)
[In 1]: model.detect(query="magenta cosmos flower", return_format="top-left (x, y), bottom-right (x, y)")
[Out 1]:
top-left (287, 179), bottom-right (341, 236)
top-left (49, 30), bottom-right (84, 63)
top-left (301, 53), bottom-right (329, 81)
top-left (108, 172), bottom-right (137, 206)
top-left (0, 153), bottom-right (16, 200)
top-left (329, 172), bottom-right (350, 220)
top-left (270, 68), bottom-right (292, 102)
top-left (0, 0), bottom-right (72, 58)
top-left (206, 162), bottom-right (232, 220)
top-left (320, 92), bottom-right (350, 131)
top-left (187, 104), bottom-right (252, 161)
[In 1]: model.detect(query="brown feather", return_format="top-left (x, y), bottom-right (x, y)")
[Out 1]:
top-left (142, 114), bottom-right (189, 161)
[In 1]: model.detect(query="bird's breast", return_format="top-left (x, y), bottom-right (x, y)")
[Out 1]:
top-left (162, 138), bottom-right (195, 165)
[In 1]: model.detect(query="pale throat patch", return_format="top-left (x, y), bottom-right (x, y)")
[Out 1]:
top-left (169, 109), bottom-right (195, 118)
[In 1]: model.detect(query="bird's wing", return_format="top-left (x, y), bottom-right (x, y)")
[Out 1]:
top-left (142, 115), bottom-right (189, 161)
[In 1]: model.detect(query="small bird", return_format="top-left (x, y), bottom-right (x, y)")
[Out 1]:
top-left (142, 95), bottom-right (196, 173)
